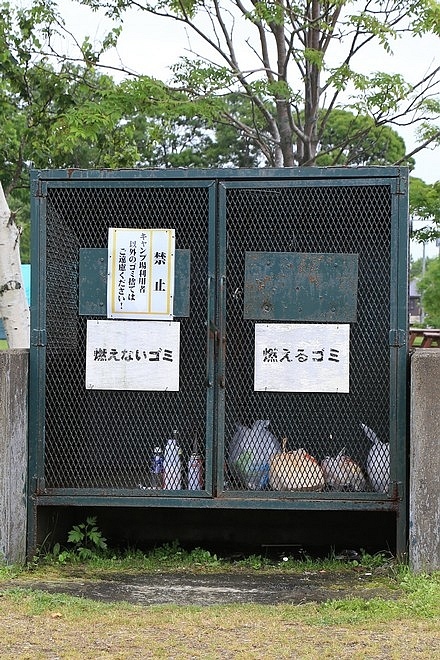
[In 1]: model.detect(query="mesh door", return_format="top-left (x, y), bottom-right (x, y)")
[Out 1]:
top-left (222, 184), bottom-right (392, 494)
top-left (43, 184), bottom-right (212, 490)
top-left (38, 174), bottom-right (399, 499)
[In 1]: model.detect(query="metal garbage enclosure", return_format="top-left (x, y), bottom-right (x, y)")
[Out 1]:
top-left (28, 167), bottom-right (409, 555)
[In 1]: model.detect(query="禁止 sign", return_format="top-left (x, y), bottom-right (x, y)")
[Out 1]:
top-left (86, 319), bottom-right (180, 391)
top-left (107, 228), bottom-right (175, 319)
top-left (254, 323), bottom-right (350, 393)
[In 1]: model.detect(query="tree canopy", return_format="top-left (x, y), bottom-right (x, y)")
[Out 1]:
top-left (418, 256), bottom-right (440, 327)
top-left (78, 0), bottom-right (440, 168)
top-left (410, 255), bottom-right (434, 281)
top-left (409, 177), bottom-right (440, 243)
top-left (2, 0), bottom-right (440, 346)
top-left (2, 0), bottom-right (440, 260)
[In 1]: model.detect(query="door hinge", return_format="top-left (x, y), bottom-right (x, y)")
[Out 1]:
top-left (390, 480), bottom-right (404, 501)
top-left (396, 171), bottom-right (408, 195)
top-left (31, 328), bottom-right (47, 347)
top-left (35, 477), bottom-right (46, 495)
top-left (389, 329), bottom-right (406, 347)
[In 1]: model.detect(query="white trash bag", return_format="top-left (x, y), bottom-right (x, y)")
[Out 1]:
top-left (361, 423), bottom-right (390, 492)
top-left (321, 448), bottom-right (367, 491)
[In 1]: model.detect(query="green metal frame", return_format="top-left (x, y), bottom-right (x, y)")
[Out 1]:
top-left (28, 167), bottom-right (409, 556)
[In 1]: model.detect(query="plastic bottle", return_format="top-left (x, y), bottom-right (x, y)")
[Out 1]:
top-left (163, 431), bottom-right (181, 490)
top-left (151, 447), bottom-right (164, 489)
top-left (188, 453), bottom-right (204, 490)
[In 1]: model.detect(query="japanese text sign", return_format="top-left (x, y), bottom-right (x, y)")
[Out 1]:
top-left (86, 320), bottom-right (180, 391)
top-left (254, 323), bottom-right (350, 393)
top-left (107, 228), bottom-right (175, 319)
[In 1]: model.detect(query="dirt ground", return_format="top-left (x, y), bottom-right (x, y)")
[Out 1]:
top-left (1, 570), bottom-right (439, 658)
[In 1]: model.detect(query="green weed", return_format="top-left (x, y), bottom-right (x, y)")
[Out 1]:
top-left (0, 562), bottom-right (22, 580)
top-left (50, 516), bottom-right (108, 563)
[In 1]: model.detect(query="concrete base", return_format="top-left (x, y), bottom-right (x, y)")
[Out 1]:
top-left (409, 349), bottom-right (440, 572)
top-left (0, 350), bottom-right (28, 564)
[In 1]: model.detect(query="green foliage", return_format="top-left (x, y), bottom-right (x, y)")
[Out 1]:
top-left (413, 0), bottom-right (440, 35)
top-left (37, 538), bottom-right (399, 576)
top-left (410, 256), bottom-right (434, 280)
top-left (171, 58), bottom-right (234, 96)
top-left (410, 177), bottom-right (440, 243)
top-left (304, 48), bottom-right (325, 70)
top-left (249, 1), bottom-right (285, 25)
top-left (168, 0), bottom-right (201, 19)
top-left (92, 0), bottom-right (440, 168)
top-left (51, 517), bottom-right (107, 563)
top-left (0, 562), bottom-right (22, 579)
top-left (349, 72), bottom-right (411, 117)
top-left (0, 2), bottom-right (200, 260)
top-left (143, 541), bottom-right (222, 568)
top-left (1, 0), bottom-right (440, 268)
top-left (417, 257), bottom-right (440, 327)
top-left (266, 80), bottom-right (294, 101)
top-left (349, 11), bottom-right (397, 53)
top-left (236, 553), bottom-right (274, 570)
top-left (68, 517), bottom-right (107, 549)
top-left (347, 549), bottom-right (394, 570)
top-left (316, 109), bottom-right (413, 167)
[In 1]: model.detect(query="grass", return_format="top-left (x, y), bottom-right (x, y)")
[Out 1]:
top-left (18, 538), bottom-right (398, 578)
top-left (0, 543), bottom-right (439, 657)
top-left (0, 339), bottom-right (8, 350)
top-left (0, 568), bottom-right (439, 658)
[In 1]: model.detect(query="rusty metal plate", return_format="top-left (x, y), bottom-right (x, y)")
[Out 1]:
top-left (243, 252), bottom-right (358, 321)
top-left (79, 248), bottom-right (191, 317)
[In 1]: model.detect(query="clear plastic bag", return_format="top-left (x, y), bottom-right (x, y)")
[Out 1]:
top-left (229, 420), bottom-right (280, 490)
top-left (321, 449), bottom-right (367, 491)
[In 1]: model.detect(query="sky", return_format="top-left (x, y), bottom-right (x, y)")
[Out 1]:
top-left (54, 2), bottom-right (439, 177)
top-left (47, 2), bottom-right (440, 258)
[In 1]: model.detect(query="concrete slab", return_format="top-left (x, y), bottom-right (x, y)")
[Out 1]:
top-left (4, 571), bottom-right (399, 606)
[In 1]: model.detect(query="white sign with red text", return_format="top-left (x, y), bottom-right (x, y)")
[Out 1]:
top-left (107, 228), bottom-right (175, 319)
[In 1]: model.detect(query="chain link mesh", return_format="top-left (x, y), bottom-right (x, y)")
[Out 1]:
top-left (41, 177), bottom-right (393, 497)
top-left (223, 184), bottom-right (391, 493)
top-left (45, 186), bottom-right (209, 490)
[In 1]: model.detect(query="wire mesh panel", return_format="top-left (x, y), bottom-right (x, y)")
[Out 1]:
top-left (42, 183), bottom-right (213, 492)
top-left (221, 182), bottom-right (395, 496)
top-left (31, 168), bottom-right (407, 510)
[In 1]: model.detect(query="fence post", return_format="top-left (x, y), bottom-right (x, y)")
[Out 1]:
top-left (409, 349), bottom-right (440, 572)
top-left (0, 349), bottom-right (28, 564)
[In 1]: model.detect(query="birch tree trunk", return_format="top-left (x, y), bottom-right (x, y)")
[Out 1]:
top-left (0, 183), bottom-right (30, 349)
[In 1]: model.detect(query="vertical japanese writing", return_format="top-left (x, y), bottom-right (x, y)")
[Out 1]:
top-left (154, 251), bottom-right (167, 265)
top-left (128, 240), bottom-right (137, 301)
top-left (138, 233), bottom-right (148, 294)
top-left (118, 247), bottom-right (126, 308)
top-left (153, 252), bottom-right (167, 293)
top-left (108, 228), bottom-right (175, 319)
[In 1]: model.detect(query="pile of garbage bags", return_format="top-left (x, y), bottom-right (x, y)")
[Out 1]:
top-left (228, 420), bottom-right (390, 493)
